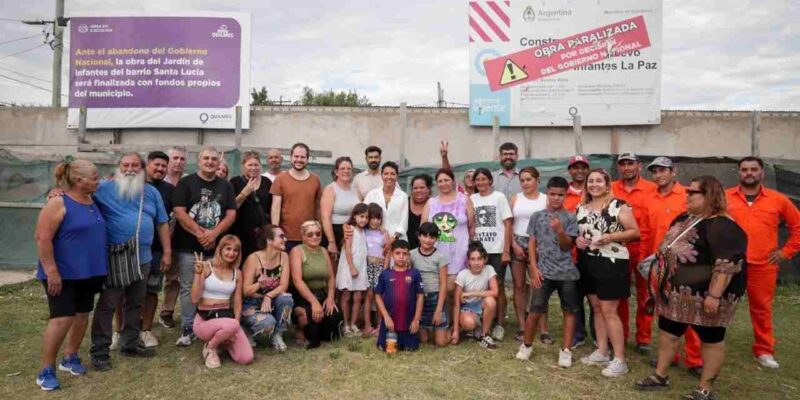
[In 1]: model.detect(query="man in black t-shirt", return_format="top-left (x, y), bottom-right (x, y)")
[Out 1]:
top-left (171, 147), bottom-right (236, 345)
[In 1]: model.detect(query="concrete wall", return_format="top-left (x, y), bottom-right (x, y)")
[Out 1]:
top-left (0, 107), bottom-right (798, 166)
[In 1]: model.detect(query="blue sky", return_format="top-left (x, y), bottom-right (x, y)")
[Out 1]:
top-left (0, 0), bottom-right (797, 110)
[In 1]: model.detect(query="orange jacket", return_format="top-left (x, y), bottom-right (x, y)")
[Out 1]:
top-left (611, 177), bottom-right (657, 252)
top-left (565, 183), bottom-right (583, 213)
top-left (726, 185), bottom-right (800, 265)
top-left (640, 183), bottom-right (687, 257)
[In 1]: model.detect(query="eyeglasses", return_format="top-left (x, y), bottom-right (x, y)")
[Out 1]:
top-left (304, 231), bottom-right (322, 238)
top-left (686, 189), bottom-right (704, 196)
top-left (275, 233), bottom-right (287, 240)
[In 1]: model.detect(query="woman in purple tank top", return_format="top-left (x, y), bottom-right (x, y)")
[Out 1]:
top-left (422, 169), bottom-right (475, 299)
top-left (35, 159), bottom-right (107, 390)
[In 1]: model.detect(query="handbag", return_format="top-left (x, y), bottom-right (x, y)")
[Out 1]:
top-left (105, 189), bottom-right (145, 288)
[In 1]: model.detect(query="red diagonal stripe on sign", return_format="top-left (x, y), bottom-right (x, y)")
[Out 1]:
top-left (469, 16), bottom-right (492, 42)
top-left (470, 36), bottom-right (475, 42)
top-left (487, 1), bottom-right (510, 27)
top-left (470, 2), bottom-right (509, 42)
top-left (504, 0), bottom-right (510, 5)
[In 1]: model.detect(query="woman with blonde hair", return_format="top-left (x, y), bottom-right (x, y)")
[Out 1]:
top-left (35, 159), bottom-right (107, 390)
top-left (230, 150), bottom-right (272, 260)
top-left (191, 234), bottom-right (253, 368)
top-left (576, 169), bottom-right (639, 378)
top-left (289, 220), bottom-right (342, 348)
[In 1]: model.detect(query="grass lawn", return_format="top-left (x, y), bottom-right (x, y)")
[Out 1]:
top-left (1, 280), bottom-right (799, 400)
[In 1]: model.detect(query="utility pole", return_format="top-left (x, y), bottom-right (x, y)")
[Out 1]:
top-left (21, 0), bottom-right (65, 107)
top-left (436, 82), bottom-right (444, 108)
top-left (52, 0), bottom-right (64, 107)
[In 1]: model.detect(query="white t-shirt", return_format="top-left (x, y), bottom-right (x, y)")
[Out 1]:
top-left (455, 266), bottom-right (497, 304)
top-left (261, 170), bottom-right (281, 183)
top-left (470, 191), bottom-right (512, 254)
top-left (352, 170), bottom-right (383, 199)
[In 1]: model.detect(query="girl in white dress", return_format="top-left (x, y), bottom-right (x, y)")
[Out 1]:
top-left (336, 203), bottom-right (370, 336)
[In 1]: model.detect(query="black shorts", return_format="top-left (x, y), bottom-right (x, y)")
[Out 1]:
top-left (578, 254), bottom-right (630, 301)
top-left (42, 276), bottom-right (104, 318)
top-left (658, 316), bottom-right (726, 344)
top-left (529, 279), bottom-right (581, 314)
top-left (488, 254), bottom-right (507, 281)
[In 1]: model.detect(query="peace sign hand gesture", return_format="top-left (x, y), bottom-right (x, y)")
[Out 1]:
top-left (193, 252), bottom-right (208, 275)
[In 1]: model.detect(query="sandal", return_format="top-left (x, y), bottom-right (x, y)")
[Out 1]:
top-left (682, 386), bottom-right (716, 400)
top-left (633, 374), bottom-right (670, 391)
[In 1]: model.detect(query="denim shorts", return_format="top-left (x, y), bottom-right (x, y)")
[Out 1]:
top-left (529, 278), bottom-right (581, 314)
top-left (512, 234), bottom-right (529, 262)
top-left (420, 292), bottom-right (449, 330)
top-left (460, 300), bottom-right (483, 317)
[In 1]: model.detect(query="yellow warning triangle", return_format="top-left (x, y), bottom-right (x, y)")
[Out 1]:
top-left (499, 59), bottom-right (528, 85)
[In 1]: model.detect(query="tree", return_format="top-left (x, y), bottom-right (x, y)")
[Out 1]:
top-left (250, 86), bottom-right (271, 106)
top-left (300, 87), bottom-right (371, 107)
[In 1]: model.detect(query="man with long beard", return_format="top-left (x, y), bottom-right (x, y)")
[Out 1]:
top-left (89, 152), bottom-right (170, 371)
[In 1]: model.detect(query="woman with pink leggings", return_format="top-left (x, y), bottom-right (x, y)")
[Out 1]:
top-left (191, 235), bottom-right (253, 368)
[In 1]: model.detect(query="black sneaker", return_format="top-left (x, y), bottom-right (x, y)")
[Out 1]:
top-left (634, 343), bottom-right (651, 355)
top-left (158, 314), bottom-right (176, 329)
top-left (682, 386), bottom-right (716, 400)
top-left (688, 366), bottom-right (703, 379)
top-left (91, 356), bottom-right (112, 372)
top-left (120, 345), bottom-right (157, 358)
top-left (479, 335), bottom-right (497, 351)
top-left (649, 356), bottom-right (679, 368)
top-left (633, 373), bottom-right (670, 391)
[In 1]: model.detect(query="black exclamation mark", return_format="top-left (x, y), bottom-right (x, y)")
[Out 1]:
top-left (507, 63), bottom-right (516, 80)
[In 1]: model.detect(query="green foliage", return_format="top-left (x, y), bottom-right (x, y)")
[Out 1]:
top-left (300, 87), bottom-right (372, 107)
top-left (250, 86), bottom-right (272, 106)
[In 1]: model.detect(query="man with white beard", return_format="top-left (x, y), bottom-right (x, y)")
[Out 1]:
top-left (89, 152), bottom-right (170, 371)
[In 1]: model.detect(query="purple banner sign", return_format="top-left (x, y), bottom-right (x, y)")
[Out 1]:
top-left (69, 17), bottom-right (241, 108)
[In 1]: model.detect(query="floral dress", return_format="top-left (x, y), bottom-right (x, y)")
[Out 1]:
top-left (576, 199), bottom-right (630, 262)
top-left (651, 213), bottom-right (747, 327)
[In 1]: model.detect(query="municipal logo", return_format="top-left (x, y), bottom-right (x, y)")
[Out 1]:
top-left (78, 24), bottom-right (89, 33)
top-left (211, 24), bottom-right (235, 39)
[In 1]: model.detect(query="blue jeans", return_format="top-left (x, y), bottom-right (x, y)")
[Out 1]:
top-left (241, 294), bottom-right (294, 337)
top-left (176, 252), bottom-right (198, 331)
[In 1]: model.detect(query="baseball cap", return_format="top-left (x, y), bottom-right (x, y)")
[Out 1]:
top-left (647, 156), bottom-right (674, 171)
top-left (617, 152), bottom-right (639, 163)
top-left (568, 155), bottom-right (589, 168)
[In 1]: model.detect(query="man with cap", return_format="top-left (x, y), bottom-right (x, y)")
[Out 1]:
top-left (565, 156), bottom-right (590, 213)
top-left (611, 153), bottom-right (657, 348)
top-left (641, 157), bottom-right (703, 375)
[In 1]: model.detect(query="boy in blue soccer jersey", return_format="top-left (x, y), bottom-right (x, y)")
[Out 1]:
top-left (375, 240), bottom-right (424, 352)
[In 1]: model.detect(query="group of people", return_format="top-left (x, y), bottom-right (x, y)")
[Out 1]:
top-left (33, 141), bottom-right (799, 400)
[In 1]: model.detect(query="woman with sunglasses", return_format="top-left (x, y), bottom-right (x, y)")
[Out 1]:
top-left (241, 225), bottom-right (294, 352)
top-left (635, 176), bottom-right (747, 400)
top-left (289, 220), bottom-right (342, 348)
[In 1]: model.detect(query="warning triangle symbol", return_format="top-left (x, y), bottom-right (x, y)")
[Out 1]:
top-left (499, 59), bottom-right (528, 86)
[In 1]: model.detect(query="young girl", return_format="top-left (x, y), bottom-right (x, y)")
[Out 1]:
top-left (191, 235), bottom-right (253, 368)
top-left (470, 168), bottom-right (512, 341)
top-left (336, 203), bottom-right (370, 337)
top-left (363, 203), bottom-right (390, 336)
top-left (375, 240), bottom-right (424, 352)
top-left (451, 241), bottom-right (499, 350)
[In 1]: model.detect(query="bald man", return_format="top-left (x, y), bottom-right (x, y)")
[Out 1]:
top-left (261, 148), bottom-right (284, 183)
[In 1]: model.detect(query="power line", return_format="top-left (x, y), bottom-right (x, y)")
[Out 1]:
top-left (0, 73), bottom-right (67, 97)
top-left (0, 65), bottom-right (50, 83)
top-left (0, 18), bottom-right (25, 22)
top-left (0, 43), bottom-right (47, 61)
top-left (0, 33), bottom-right (41, 46)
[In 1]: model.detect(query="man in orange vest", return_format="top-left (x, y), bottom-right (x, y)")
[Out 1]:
top-left (640, 157), bottom-right (703, 375)
top-left (726, 156), bottom-right (800, 369)
top-left (611, 153), bottom-right (657, 350)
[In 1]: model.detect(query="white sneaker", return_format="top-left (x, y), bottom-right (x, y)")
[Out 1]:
top-left (581, 349), bottom-right (611, 366)
top-left (601, 358), bottom-right (629, 377)
top-left (271, 333), bottom-right (287, 352)
top-left (109, 332), bottom-right (121, 351)
top-left (350, 324), bottom-right (360, 337)
top-left (756, 354), bottom-right (780, 369)
top-left (516, 343), bottom-right (533, 361)
top-left (343, 325), bottom-right (353, 337)
top-left (558, 348), bottom-right (572, 368)
top-left (175, 334), bottom-right (192, 347)
top-left (492, 325), bottom-right (505, 341)
top-left (140, 331), bottom-right (159, 348)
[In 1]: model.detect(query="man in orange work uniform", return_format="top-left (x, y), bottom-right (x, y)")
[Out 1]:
top-left (566, 155), bottom-right (591, 347)
top-left (726, 156), bottom-right (800, 369)
top-left (640, 157), bottom-right (703, 376)
top-left (611, 153), bottom-right (657, 350)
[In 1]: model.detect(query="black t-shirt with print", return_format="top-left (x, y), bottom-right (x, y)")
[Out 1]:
top-left (230, 175), bottom-right (272, 256)
top-left (172, 173), bottom-right (237, 253)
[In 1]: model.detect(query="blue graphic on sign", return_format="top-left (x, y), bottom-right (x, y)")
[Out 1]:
top-left (469, 84), bottom-right (510, 126)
